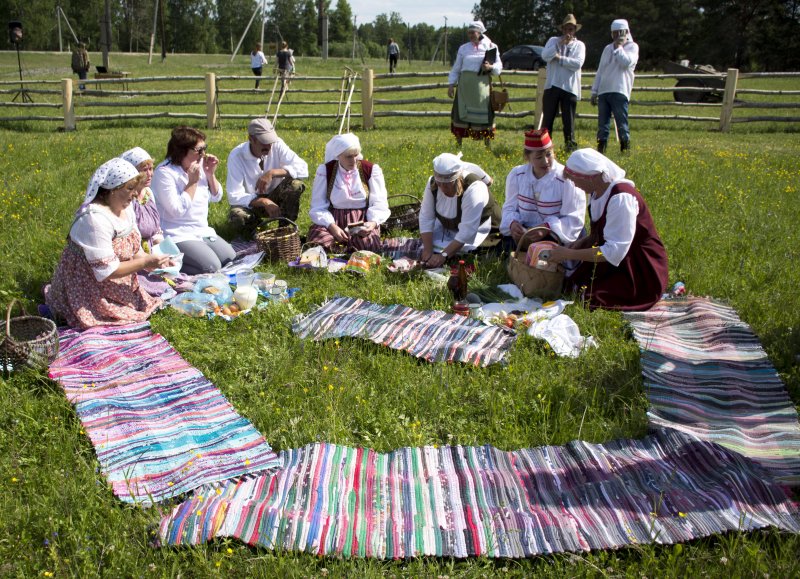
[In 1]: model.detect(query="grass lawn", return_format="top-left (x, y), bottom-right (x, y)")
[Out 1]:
top-left (0, 52), bottom-right (799, 576)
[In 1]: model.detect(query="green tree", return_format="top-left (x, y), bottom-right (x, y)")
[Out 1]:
top-left (217, 0), bottom-right (260, 55)
top-left (328, 0), bottom-right (352, 43)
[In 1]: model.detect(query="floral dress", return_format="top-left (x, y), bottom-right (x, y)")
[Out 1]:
top-left (47, 204), bottom-right (162, 329)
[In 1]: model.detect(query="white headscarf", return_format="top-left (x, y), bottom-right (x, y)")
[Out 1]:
top-left (432, 152), bottom-right (464, 182)
top-left (611, 19), bottom-right (634, 42)
top-left (468, 21), bottom-right (487, 34)
top-left (80, 158), bottom-right (140, 211)
top-left (120, 147), bottom-right (152, 169)
top-left (565, 148), bottom-right (626, 182)
top-left (324, 133), bottom-right (362, 163)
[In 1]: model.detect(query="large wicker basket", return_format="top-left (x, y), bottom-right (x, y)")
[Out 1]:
top-left (383, 194), bottom-right (421, 232)
top-left (255, 217), bottom-right (302, 263)
top-left (1, 299), bottom-right (59, 378)
top-left (506, 227), bottom-right (565, 300)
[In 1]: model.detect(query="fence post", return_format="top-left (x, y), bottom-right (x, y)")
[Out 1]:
top-left (534, 67), bottom-right (546, 130)
top-left (205, 73), bottom-right (217, 129)
top-left (62, 78), bottom-right (75, 131)
top-left (362, 68), bottom-right (374, 130)
top-left (719, 68), bottom-right (739, 133)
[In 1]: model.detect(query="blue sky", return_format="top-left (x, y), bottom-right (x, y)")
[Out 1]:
top-left (348, 0), bottom-right (476, 27)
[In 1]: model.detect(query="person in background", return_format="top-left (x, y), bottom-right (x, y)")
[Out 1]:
top-left (250, 42), bottom-right (268, 89)
top-left (591, 19), bottom-right (639, 153)
top-left (151, 126), bottom-right (235, 275)
top-left (501, 129), bottom-right (585, 249)
top-left (227, 118), bottom-right (309, 238)
top-left (419, 152), bottom-right (499, 268)
top-left (447, 21), bottom-right (502, 146)
top-left (546, 148), bottom-right (668, 311)
top-left (387, 38), bottom-right (400, 74)
top-left (46, 158), bottom-right (170, 329)
top-left (541, 14), bottom-right (586, 151)
top-left (71, 41), bottom-right (90, 92)
top-left (307, 133), bottom-right (390, 253)
top-left (277, 41), bottom-right (296, 84)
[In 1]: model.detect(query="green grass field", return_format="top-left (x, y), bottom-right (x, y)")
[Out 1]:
top-left (1, 52), bottom-right (799, 577)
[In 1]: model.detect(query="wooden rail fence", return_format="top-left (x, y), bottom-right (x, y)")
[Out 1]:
top-left (0, 68), bottom-right (798, 133)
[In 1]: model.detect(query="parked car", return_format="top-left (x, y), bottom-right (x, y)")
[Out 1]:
top-left (501, 45), bottom-right (546, 70)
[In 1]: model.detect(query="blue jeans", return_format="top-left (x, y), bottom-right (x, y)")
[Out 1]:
top-left (597, 92), bottom-right (630, 142)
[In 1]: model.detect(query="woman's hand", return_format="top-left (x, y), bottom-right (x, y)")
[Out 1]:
top-left (203, 153), bottom-right (219, 176)
top-left (355, 221), bottom-right (377, 237)
top-left (328, 223), bottom-right (350, 243)
top-left (447, 85), bottom-right (455, 99)
top-left (509, 221), bottom-right (527, 243)
top-left (481, 61), bottom-right (493, 73)
top-left (186, 160), bottom-right (203, 186)
top-left (546, 246), bottom-right (569, 263)
top-left (142, 254), bottom-right (173, 272)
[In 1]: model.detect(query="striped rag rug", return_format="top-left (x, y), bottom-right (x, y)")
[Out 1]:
top-left (49, 322), bottom-right (282, 505)
top-left (624, 297), bottom-right (800, 486)
top-left (291, 296), bottom-right (516, 367)
top-left (158, 429), bottom-right (800, 556)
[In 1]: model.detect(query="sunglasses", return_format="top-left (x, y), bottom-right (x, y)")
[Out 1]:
top-left (192, 145), bottom-right (208, 155)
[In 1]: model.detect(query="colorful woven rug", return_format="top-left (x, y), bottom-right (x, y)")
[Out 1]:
top-left (158, 429), bottom-right (800, 556)
top-left (381, 237), bottom-right (424, 260)
top-left (291, 296), bottom-right (516, 367)
top-left (624, 297), bottom-right (800, 485)
top-left (49, 322), bottom-right (282, 505)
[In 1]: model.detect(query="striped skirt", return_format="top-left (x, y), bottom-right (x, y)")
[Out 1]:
top-left (307, 207), bottom-right (382, 253)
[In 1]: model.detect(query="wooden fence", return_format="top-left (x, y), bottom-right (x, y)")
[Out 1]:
top-left (1, 68), bottom-right (798, 132)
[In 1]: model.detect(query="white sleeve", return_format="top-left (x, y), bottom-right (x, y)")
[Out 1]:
top-left (500, 170), bottom-right (521, 236)
top-left (615, 42), bottom-right (638, 70)
top-left (276, 141), bottom-right (309, 180)
top-left (598, 193), bottom-right (638, 266)
top-left (208, 176), bottom-right (223, 203)
top-left (225, 149), bottom-right (256, 208)
top-left (462, 162), bottom-right (491, 185)
top-left (152, 165), bottom-right (193, 219)
top-left (448, 48), bottom-right (464, 85)
top-left (366, 164), bottom-right (390, 225)
top-left (489, 43), bottom-right (502, 76)
top-left (545, 180), bottom-right (586, 244)
top-left (69, 212), bottom-right (119, 281)
top-left (418, 179), bottom-right (437, 234)
top-left (455, 183), bottom-right (489, 245)
top-left (541, 37), bottom-right (559, 62)
top-left (308, 164), bottom-right (334, 228)
top-left (561, 41), bottom-right (585, 71)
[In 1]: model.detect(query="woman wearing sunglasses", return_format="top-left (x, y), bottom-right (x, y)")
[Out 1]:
top-left (152, 126), bottom-right (235, 274)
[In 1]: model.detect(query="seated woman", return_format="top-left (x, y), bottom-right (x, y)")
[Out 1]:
top-left (151, 126), bottom-right (235, 275)
top-left (46, 158), bottom-right (172, 330)
top-left (501, 129), bottom-right (586, 248)
top-left (307, 133), bottom-right (390, 253)
top-left (546, 149), bottom-right (668, 311)
top-left (419, 152), bottom-right (500, 268)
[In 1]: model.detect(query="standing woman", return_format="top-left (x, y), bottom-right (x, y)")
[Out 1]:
top-left (546, 149), bottom-right (668, 311)
top-left (307, 133), bottom-right (390, 253)
top-left (46, 159), bottom-right (171, 329)
top-left (151, 126), bottom-right (235, 275)
top-left (447, 21), bottom-right (502, 146)
top-left (387, 38), bottom-right (400, 74)
top-left (250, 42), bottom-right (268, 89)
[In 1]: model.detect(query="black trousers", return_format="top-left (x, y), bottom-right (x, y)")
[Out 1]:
top-left (541, 86), bottom-right (578, 145)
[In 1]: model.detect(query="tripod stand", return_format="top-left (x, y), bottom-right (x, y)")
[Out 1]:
top-left (11, 43), bottom-right (32, 103)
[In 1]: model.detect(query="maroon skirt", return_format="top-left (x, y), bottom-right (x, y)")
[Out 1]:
top-left (307, 207), bottom-right (382, 253)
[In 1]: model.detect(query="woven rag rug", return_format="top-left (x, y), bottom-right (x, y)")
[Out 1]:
top-left (49, 322), bottom-right (282, 505)
top-left (158, 429), bottom-right (800, 556)
top-left (291, 296), bottom-right (516, 367)
top-left (624, 297), bottom-right (800, 486)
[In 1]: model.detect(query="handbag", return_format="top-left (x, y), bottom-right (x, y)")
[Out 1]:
top-left (506, 227), bottom-right (564, 300)
top-left (490, 75), bottom-right (509, 112)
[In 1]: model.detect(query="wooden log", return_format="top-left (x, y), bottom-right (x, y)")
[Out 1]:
top-left (734, 101), bottom-right (800, 109)
top-left (217, 87), bottom-right (347, 94)
top-left (576, 113), bottom-right (718, 121)
top-left (0, 101), bottom-right (62, 108)
top-left (218, 99), bottom-right (359, 106)
top-left (75, 112), bottom-right (206, 120)
top-left (0, 89), bottom-right (62, 96)
top-left (734, 88), bottom-right (800, 95)
top-left (362, 68), bottom-right (374, 130)
top-left (0, 79), bottom-right (63, 85)
top-left (533, 68), bottom-right (546, 129)
top-left (206, 73), bottom-right (217, 129)
top-left (731, 115), bottom-right (800, 123)
top-left (373, 82), bottom-right (448, 93)
top-left (629, 100), bottom-right (722, 107)
top-left (218, 113), bottom-right (345, 119)
top-left (78, 100), bottom-right (207, 107)
top-left (216, 74), bottom-right (345, 81)
top-left (62, 78), bottom-right (75, 131)
top-left (719, 68), bottom-right (739, 132)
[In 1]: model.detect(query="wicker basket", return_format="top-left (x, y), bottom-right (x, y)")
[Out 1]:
top-left (506, 227), bottom-right (565, 300)
top-left (383, 194), bottom-right (421, 232)
top-left (255, 217), bottom-right (302, 263)
top-left (1, 299), bottom-right (59, 377)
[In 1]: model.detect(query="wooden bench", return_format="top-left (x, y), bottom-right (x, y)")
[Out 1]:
top-left (93, 71), bottom-right (131, 91)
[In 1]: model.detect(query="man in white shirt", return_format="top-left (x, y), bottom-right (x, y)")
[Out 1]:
top-left (226, 118), bottom-right (309, 237)
top-left (590, 19), bottom-right (639, 153)
top-left (541, 14), bottom-right (585, 152)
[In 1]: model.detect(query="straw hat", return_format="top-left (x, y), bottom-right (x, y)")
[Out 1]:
top-left (560, 14), bottom-right (582, 32)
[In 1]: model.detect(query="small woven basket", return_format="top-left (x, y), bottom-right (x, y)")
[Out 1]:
top-left (507, 227), bottom-right (565, 300)
top-left (1, 299), bottom-right (59, 377)
top-left (255, 217), bottom-right (302, 263)
top-left (384, 194), bottom-right (421, 232)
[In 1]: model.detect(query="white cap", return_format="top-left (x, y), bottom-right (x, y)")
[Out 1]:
top-left (432, 152), bottom-right (464, 182)
top-left (324, 133), bottom-right (362, 163)
top-left (611, 19), bottom-right (629, 32)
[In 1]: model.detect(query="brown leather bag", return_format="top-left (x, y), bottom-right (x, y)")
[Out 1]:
top-left (490, 75), bottom-right (509, 112)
